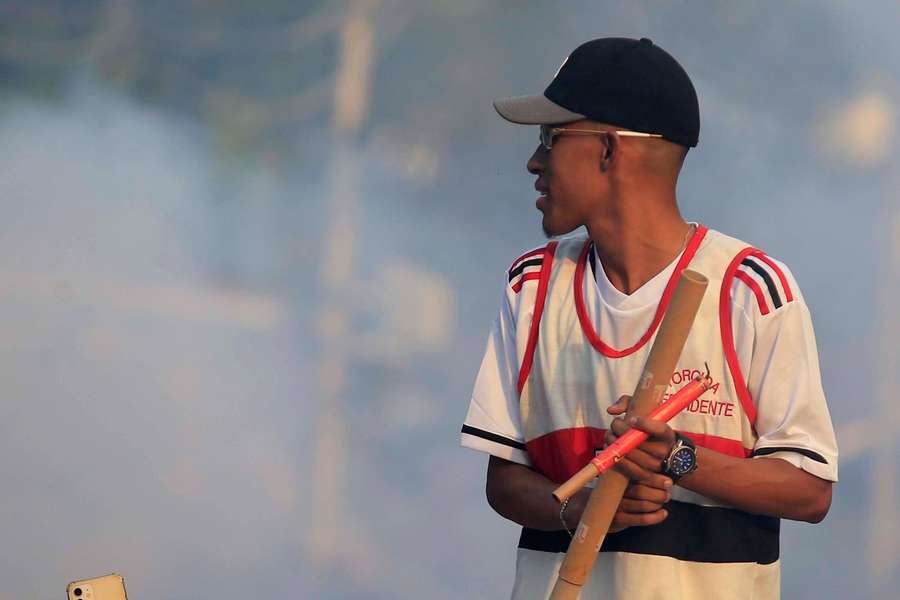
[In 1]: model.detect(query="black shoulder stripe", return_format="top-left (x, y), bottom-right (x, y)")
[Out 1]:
top-left (741, 258), bottom-right (783, 309)
top-left (751, 446), bottom-right (827, 464)
top-left (508, 258), bottom-right (543, 282)
top-left (461, 425), bottom-right (527, 450)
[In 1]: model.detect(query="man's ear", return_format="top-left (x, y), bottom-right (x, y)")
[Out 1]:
top-left (599, 131), bottom-right (619, 172)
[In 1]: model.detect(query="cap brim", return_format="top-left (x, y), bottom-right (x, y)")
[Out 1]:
top-left (493, 94), bottom-right (585, 125)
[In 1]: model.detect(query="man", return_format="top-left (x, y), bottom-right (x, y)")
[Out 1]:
top-left (460, 37), bottom-right (838, 599)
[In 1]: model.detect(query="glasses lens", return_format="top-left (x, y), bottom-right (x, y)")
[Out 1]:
top-left (540, 125), bottom-right (552, 149)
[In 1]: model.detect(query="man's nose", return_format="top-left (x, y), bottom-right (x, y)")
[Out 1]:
top-left (527, 145), bottom-right (547, 175)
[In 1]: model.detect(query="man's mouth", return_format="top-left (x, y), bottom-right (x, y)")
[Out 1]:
top-left (535, 182), bottom-right (550, 208)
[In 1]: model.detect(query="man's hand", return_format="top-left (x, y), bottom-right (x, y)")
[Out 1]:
top-left (609, 479), bottom-right (672, 532)
top-left (606, 395), bottom-right (675, 532)
top-left (561, 477), bottom-right (671, 534)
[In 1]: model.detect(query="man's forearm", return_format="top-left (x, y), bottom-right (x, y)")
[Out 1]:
top-left (486, 456), bottom-right (591, 531)
top-left (679, 449), bottom-right (832, 523)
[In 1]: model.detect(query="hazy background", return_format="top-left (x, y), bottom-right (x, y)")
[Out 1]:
top-left (1, 1), bottom-right (898, 598)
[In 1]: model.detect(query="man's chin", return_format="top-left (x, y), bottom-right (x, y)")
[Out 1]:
top-left (541, 222), bottom-right (555, 239)
top-left (541, 217), bottom-right (578, 239)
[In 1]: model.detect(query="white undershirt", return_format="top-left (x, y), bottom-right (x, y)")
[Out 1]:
top-left (592, 245), bottom-right (678, 310)
top-left (590, 245), bottom-right (679, 349)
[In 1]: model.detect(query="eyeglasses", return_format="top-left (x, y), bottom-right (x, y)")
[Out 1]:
top-left (539, 125), bottom-right (662, 150)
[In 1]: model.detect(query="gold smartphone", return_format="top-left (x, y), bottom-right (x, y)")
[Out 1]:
top-left (66, 574), bottom-right (128, 600)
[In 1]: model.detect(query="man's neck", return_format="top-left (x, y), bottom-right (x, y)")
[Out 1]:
top-left (585, 200), bottom-right (692, 296)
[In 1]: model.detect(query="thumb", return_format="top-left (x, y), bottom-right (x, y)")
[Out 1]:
top-left (607, 394), bottom-right (631, 415)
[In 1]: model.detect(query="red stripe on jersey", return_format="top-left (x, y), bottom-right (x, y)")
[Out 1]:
top-left (517, 242), bottom-right (557, 394)
top-left (720, 247), bottom-right (759, 428)
top-left (574, 224), bottom-right (709, 358)
top-left (682, 431), bottom-right (752, 458)
top-left (753, 251), bottom-right (794, 303)
top-left (525, 428), bottom-right (752, 484)
top-left (509, 248), bottom-right (545, 272)
top-left (511, 272), bottom-right (541, 293)
top-left (734, 269), bottom-right (771, 315)
top-left (525, 427), bottom-right (608, 484)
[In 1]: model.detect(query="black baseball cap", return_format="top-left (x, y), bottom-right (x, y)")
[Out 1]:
top-left (494, 37), bottom-right (700, 147)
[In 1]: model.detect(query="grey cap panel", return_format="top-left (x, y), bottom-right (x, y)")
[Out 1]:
top-left (492, 94), bottom-right (585, 125)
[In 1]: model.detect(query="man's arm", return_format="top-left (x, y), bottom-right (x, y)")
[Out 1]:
top-left (604, 262), bottom-right (836, 523)
top-left (606, 414), bottom-right (832, 523)
top-left (684, 447), bottom-right (832, 523)
top-left (486, 455), bottom-right (674, 532)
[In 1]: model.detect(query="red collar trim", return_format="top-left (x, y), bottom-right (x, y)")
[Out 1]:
top-left (573, 224), bottom-right (709, 358)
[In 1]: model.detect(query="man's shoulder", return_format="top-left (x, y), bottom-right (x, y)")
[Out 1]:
top-left (505, 235), bottom-right (589, 291)
top-left (700, 228), bottom-right (795, 276)
top-left (505, 244), bottom-right (549, 294)
top-left (701, 228), bottom-right (803, 320)
top-left (696, 227), bottom-right (752, 263)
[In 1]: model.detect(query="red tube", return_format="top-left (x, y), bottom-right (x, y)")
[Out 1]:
top-left (590, 375), bottom-right (712, 474)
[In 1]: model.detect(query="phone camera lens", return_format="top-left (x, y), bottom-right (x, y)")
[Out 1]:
top-left (73, 589), bottom-right (83, 597)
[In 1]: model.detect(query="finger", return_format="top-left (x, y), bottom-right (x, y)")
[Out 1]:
top-left (607, 395), bottom-right (631, 415)
top-left (627, 416), bottom-right (676, 443)
top-left (611, 417), bottom-right (671, 458)
top-left (635, 439), bottom-right (673, 461)
top-left (620, 498), bottom-right (666, 513)
top-left (615, 457), bottom-right (678, 485)
top-left (604, 429), bottom-right (619, 448)
top-left (640, 472), bottom-right (675, 491)
top-left (610, 416), bottom-right (631, 436)
top-left (613, 457), bottom-right (658, 482)
top-left (612, 508), bottom-right (669, 529)
top-left (623, 483), bottom-right (671, 504)
top-left (623, 447), bottom-right (666, 472)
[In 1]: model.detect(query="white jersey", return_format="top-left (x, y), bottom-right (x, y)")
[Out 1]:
top-left (461, 225), bottom-right (838, 600)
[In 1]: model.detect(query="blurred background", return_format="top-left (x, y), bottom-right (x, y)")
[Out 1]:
top-left (1, 1), bottom-right (898, 598)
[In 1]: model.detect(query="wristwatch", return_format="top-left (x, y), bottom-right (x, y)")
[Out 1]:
top-left (661, 433), bottom-right (698, 482)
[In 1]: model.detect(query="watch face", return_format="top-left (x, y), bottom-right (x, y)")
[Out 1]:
top-left (670, 446), bottom-right (697, 476)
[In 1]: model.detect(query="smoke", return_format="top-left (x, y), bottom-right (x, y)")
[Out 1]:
top-left (0, 74), bottom-right (500, 600)
top-left (0, 77), bottom-right (317, 599)
top-left (1, 2), bottom-right (899, 598)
